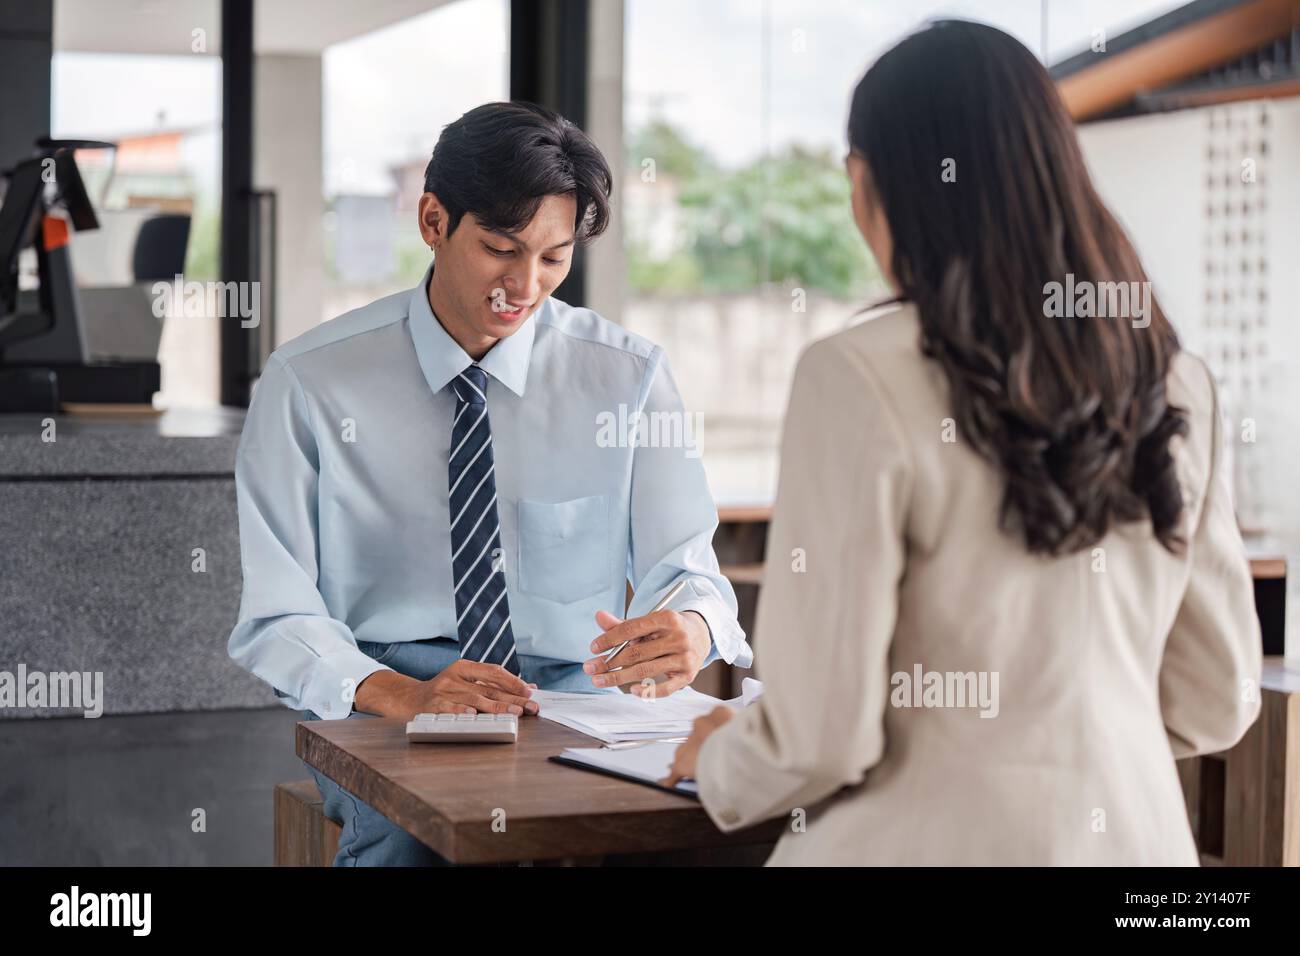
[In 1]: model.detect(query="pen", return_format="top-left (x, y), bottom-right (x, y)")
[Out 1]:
top-left (603, 579), bottom-right (689, 668)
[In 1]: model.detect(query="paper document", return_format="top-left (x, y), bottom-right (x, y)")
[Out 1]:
top-left (733, 677), bottom-right (764, 707)
top-left (556, 741), bottom-right (698, 795)
top-left (531, 686), bottom-right (727, 744)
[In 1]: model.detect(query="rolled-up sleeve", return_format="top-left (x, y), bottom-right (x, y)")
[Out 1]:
top-left (227, 353), bottom-right (390, 719)
top-left (695, 338), bottom-right (911, 831)
top-left (625, 348), bottom-right (751, 669)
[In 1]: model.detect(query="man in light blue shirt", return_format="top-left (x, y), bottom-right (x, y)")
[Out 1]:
top-left (228, 102), bottom-right (750, 864)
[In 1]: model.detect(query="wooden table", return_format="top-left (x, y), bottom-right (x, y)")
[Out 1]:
top-left (296, 713), bottom-right (783, 864)
top-left (1179, 656), bottom-right (1300, 866)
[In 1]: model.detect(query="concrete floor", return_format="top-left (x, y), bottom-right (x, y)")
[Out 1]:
top-left (0, 706), bottom-right (307, 865)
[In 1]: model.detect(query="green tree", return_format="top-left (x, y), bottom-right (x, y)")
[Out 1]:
top-left (184, 198), bottom-right (219, 280)
top-left (625, 121), bottom-right (876, 298)
top-left (682, 146), bottom-right (871, 296)
top-left (626, 119), bottom-right (713, 181)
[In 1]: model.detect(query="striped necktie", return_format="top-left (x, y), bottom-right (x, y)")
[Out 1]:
top-left (448, 365), bottom-right (520, 675)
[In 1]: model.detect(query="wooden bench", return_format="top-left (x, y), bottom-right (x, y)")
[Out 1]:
top-left (273, 779), bottom-right (341, 867)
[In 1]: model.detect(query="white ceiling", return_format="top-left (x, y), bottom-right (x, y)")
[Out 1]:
top-left (54, 0), bottom-right (457, 56)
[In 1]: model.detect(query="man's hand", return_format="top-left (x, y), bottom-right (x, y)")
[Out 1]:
top-left (584, 608), bottom-right (712, 697)
top-left (662, 705), bottom-right (734, 787)
top-left (354, 659), bottom-right (538, 720)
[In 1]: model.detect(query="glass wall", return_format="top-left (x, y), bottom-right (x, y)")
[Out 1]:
top-left (320, 0), bottom-right (509, 324)
top-left (621, 0), bottom-right (1198, 504)
top-left (52, 0), bottom-right (222, 408)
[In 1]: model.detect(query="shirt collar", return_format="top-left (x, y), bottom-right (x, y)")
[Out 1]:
top-left (407, 259), bottom-right (537, 399)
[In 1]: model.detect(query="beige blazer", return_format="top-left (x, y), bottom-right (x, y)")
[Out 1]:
top-left (696, 302), bottom-right (1262, 865)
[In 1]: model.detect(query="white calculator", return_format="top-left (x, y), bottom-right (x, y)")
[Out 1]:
top-left (405, 712), bottom-right (519, 743)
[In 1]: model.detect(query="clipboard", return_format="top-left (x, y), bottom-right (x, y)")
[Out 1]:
top-left (548, 754), bottom-right (700, 800)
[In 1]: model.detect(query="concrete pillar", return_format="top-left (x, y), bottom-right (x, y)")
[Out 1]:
top-left (584, 0), bottom-right (625, 326)
top-left (254, 53), bottom-right (324, 346)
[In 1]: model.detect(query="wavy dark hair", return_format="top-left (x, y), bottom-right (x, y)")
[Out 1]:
top-left (848, 20), bottom-right (1188, 555)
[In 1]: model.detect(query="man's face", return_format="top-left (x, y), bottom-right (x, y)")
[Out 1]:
top-left (419, 192), bottom-right (577, 356)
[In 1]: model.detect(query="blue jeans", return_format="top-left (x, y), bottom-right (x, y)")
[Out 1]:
top-left (302, 637), bottom-right (602, 867)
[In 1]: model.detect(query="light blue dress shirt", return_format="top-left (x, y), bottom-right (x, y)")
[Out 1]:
top-left (228, 261), bottom-right (750, 719)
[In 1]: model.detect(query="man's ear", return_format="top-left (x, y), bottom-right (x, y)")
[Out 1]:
top-left (418, 192), bottom-right (450, 248)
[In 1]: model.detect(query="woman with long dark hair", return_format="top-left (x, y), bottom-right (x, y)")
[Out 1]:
top-left (665, 20), bottom-right (1262, 865)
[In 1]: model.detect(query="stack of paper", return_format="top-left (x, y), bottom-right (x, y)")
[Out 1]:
top-left (531, 686), bottom-right (728, 744)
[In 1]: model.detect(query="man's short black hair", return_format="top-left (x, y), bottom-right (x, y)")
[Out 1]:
top-left (423, 101), bottom-right (612, 244)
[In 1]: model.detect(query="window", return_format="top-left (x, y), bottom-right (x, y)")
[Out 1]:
top-left (320, 0), bottom-right (509, 325)
top-left (621, 0), bottom-right (1194, 503)
top-left (52, 0), bottom-right (222, 408)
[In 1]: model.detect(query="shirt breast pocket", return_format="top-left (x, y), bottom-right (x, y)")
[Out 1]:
top-left (517, 495), bottom-right (609, 604)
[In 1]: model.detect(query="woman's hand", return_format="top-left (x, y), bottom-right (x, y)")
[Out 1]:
top-left (662, 705), bottom-right (735, 787)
